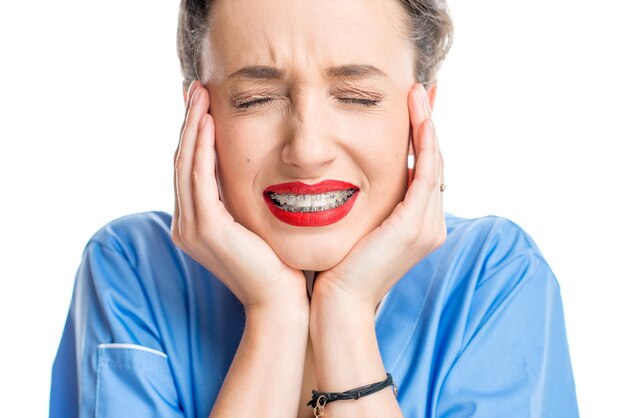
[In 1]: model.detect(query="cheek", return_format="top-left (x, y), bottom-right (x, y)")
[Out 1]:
top-left (212, 100), bottom-right (285, 168)
top-left (212, 115), bottom-right (276, 211)
top-left (209, 95), bottom-right (291, 227)
top-left (347, 107), bottom-right (410, 195)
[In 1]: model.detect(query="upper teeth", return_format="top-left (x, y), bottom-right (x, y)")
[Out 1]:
top-left (269, 189), bottom-right (356, 212)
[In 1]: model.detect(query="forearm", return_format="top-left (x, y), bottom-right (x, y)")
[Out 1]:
top-left (310, 290), bottom-right (403, 418)
top-left (210, 303), bottom-right (309, 418)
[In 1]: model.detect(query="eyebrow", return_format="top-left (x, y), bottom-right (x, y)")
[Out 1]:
top-left (226, 64), bottom-right (387, 80)
top-left (327, 64), bottom-right (387, 79)
top-left (227, 66), bottom-right (285, 80)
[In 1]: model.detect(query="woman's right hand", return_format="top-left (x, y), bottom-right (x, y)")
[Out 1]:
top-left (172, 81), bottom-right (308, 313)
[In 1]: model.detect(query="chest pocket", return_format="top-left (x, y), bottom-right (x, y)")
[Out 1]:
top-left (95, 344), bottom-right (183, 418)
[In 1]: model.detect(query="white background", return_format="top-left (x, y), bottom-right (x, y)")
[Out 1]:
top-left (1, 1), bottom-right (624, 416)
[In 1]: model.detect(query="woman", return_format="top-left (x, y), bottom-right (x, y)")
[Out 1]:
top-left (50, 0), bottom-right (578, 416)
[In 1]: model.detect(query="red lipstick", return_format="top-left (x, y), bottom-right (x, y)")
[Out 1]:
top-left (263, 180), bottom-right (359, 227)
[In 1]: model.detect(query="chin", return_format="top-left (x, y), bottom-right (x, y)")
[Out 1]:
top-left (269, 235), bottom-right (355, 271)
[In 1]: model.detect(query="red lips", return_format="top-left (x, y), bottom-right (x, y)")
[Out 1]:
top-left (263, 180), bottom-right (359, 227)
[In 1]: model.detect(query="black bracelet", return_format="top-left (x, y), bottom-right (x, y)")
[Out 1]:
top-left (307, 373), bottom-right (397, 414)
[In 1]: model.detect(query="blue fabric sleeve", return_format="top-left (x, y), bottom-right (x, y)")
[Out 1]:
top-left (50, 236), bottom-right (184, 418)
top-left (435, 222), bottom-right (578, 417)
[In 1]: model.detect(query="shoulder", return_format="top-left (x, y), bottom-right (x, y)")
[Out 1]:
top-left (442, 213), bottom-right (553, 288)
top-left (433, 213), bottom-right (561, 348)
top-left (73, 211), bottom-right (218, 338)
top-left (445, 212), bottom-right (543, 257)
top-left (73, 211), bottom-right (186, 324)
top-left (77, 210), bottom-right (235, 316)
top-left (86, 211), bottom-right (174, 266)
top-left (429, 216), bottom-right (577, 415)
top-left (76, 210), bottom-right (224, 309)
top-left (70, 210), bottom-right (240, 354)
top-left (402, 213), bottom-right (561, 348)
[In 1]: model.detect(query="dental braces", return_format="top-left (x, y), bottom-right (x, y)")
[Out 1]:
top-left (269, 189), bottom-right (355, 213)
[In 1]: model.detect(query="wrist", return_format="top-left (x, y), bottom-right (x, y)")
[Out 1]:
top-left (243, 274), bottom-right (310, 316)
top-left (310, 278), bottom-right (377, 323)
top-left (309, 283), bottom-right (377, 347)
top-left (245, 295), bottom-right (310, 329)
top-left (308, 289), bottom-right (386, 405)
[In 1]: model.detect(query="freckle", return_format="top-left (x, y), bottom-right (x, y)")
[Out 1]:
top-left (246, 158), bottom-right (251, 163)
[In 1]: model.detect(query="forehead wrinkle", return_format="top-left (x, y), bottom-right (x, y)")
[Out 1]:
top-left (209, 0), bottom-right (413, 87)
top-left (226, 63), bottom-right (389, 92)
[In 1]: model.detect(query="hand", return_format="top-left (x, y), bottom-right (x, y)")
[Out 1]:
top-left (171, 81), bottom-right (309, 312)
top-left (312, 83), bottom-right (446, 312)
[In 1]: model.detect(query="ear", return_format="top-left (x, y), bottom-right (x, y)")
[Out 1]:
top-left (426, 82), bottom-right (438, 112)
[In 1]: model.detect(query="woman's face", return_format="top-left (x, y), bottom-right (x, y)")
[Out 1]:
top-left (203, 0), bottom-right (417, 270)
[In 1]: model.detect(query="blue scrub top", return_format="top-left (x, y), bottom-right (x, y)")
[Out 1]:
top-left (50, 212), bottom-right (578, 417)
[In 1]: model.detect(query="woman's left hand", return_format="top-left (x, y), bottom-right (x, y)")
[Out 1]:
top-left (312, 83), bottom-right (446, 313)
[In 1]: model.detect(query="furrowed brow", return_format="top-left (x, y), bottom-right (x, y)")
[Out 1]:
top-left (227, 66), bottom-right (285, 80)
top-left (327, 65), bottom-right (387, 79)
top-left (226, 64), bottom-right (387, 81)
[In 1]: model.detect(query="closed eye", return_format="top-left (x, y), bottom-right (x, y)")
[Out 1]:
top-left (232, 94), bottom-right (382, 110)
top-left (232, 96), bottom-right (274, 110)
top-left (336, 97), bottom-right (381, 107)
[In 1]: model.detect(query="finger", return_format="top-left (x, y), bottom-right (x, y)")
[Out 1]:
top-left (430, 111), bottom-right (443, 191)
top-left (402, 86), bottom-right (442, 227)
top-left (175, 82), bottom-right (200, 231)
top-left (174, 80), bottom-right (200, 193)
top-left (437, 186), bottom-right (446, 244)
top-left (431, 120), bottom-right (445, 233)
top-left (407, 128), bottom-right (415, 188)
top-left (432, 122), bottom-right (444, 192)
top-left (414, 119), bottom-right (436, 181)
top-left (179, 81), bottom-right (200, 138)
top-left (408, 83), bottom-right (431, 127)
top-left (425, 124), bottom-right (445, 246)
top-left (392, 119), bottom-right (438, 232)
top-left (413, 84), bottom-right (440, 182)
top-left (173, 82), bottom-right (196, 237)
top-left (406, 85), bottom-right (423, 190)
top-left (192, 112), bottom-right (222, 226)
top-left (438, 150), bottom-right (446, 242)
top-left (407, 83), bottom-right (436, 183)
top-left (174, 82), bottom-right (210, 228)
top-left (402, 121), bottom-right (445, 253)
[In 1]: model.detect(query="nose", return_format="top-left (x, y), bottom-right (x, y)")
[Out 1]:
top-left (280, 98), bottom-right (337, 177)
